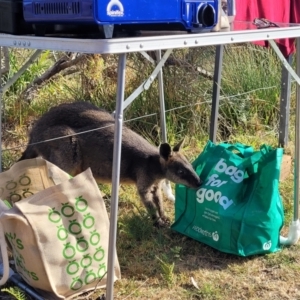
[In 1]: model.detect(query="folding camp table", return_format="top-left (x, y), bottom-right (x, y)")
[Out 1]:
top-left (1, 21), bottom-right (300, 300)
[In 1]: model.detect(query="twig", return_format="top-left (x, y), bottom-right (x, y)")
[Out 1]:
top-left (121, 278), bottom-right (149, 300)
top-left (21, 53), bottom-right (87, 102)
top-left (196, 66), bottom-right (213, 79)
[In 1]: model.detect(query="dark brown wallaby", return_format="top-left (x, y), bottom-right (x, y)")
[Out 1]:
top-left (19, 101), bottom-right (202, 226)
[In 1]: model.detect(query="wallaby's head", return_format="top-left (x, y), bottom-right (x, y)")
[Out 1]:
top-left (159, 139), bottom-right (202, 189)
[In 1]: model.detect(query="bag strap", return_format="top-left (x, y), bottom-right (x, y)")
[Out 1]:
top-left (0, 221), bottom-right (9, 285)
top-left (243, 147), bottom-right (272, 177)
top-left (221, 142), bottom-right (254, 157)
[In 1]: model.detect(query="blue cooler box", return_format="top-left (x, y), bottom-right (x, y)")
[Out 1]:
top-left (23, 0), bottom-right (219, 37)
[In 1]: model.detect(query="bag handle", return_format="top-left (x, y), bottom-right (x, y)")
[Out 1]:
top-left (0, 221), bottom-right (9, 285)
top-left (195, 141), bottom-right (254, 180)
top-left (221, 142), bottom-right (254, 157)
top-left (243, 147), bottom-right (271, 177)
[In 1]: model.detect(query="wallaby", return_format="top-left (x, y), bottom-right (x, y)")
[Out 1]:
top-left (19, 101), bottom-right (202, 226)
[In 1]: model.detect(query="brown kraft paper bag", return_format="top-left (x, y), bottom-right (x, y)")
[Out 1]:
top-left (0, 166), bottom-right (121, 299)
top-left (0, 157), bottom-right (71, 206)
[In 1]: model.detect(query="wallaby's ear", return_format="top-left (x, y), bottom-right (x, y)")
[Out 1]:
top-left (173, 138), bottom-right (185, 152)
top-left (159, 143), bottom-right (172, 160)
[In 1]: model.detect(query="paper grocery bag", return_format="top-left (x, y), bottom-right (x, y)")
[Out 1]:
top-left (0, 157), bottom-right (71, 286)
top-left (0, 157), bottom-right (70, 205)
top-left (0, 167), bottom-right (121, 299)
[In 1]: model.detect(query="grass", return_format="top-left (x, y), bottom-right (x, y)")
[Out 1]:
top-left (1, 44), bottom-right (300, 299)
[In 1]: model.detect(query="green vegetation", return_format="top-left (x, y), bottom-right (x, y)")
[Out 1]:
top-left (0, 287), bottom-right (26, 300)
top-left (0, 44), bottom-right (299, 300)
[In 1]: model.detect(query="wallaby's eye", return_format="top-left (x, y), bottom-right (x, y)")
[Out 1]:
top-left (177, 169), bottom-right (185, 176)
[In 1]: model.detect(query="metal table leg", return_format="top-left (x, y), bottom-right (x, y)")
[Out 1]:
top-left (106, 53), bottom-right (127, 300)
top-left (156, 50), bottom-right (167, 143)
top-left (268, 39), bottom-right (300, 245)
top-left (292, 37), bottom-right (300, 225)
top-left (209, 44), bottom-right (224, 143)
top-left (156, 50), bottom-right (175, 201)
top-left (0, 46), bottom-right (2, 172)
top-left (279, 54), bottom-right (293, 147)
top-left (294, 38), bottom-right (300, 223)
top-left (282, 38), bottom-right (300, 244)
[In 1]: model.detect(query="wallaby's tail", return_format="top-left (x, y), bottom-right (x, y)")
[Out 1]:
top-left (18, 146), bottom-right (38, 161)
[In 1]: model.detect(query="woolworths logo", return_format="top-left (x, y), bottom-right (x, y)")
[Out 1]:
top-left (263, 240), bottom-right (272, 250)
top-left (196, 158), bottom-right (245, 210)
top-left (192, 226), bottom-right (219, 242)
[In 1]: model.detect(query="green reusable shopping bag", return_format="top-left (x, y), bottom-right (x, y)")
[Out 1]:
top-left (171, 140), bottom-right (284, 256)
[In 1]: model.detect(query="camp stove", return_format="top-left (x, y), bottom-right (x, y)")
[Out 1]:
top-left (22, 0), bottom-right (219, 37)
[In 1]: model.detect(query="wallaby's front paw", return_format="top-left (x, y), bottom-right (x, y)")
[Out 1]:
top-left (154, 216), bottom-right (170, 228)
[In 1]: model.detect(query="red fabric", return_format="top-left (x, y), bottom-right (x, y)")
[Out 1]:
top-left (291, 0), bottom-right (300, 24)
top-left (235, 0), bottom-right (300, 56)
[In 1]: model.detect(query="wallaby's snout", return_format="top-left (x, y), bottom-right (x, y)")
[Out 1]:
top-left (185, 172), bottom-right (202, 189)
top-left (159, 141), bottom-right (202, 190)
top-left (185, 167), bottom-right (202, 189)
top-left (162, 152), bottom-right (202, 189)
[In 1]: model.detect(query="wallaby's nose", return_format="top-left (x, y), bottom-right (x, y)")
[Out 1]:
top-left (190, 176), bottom-right (202, 189)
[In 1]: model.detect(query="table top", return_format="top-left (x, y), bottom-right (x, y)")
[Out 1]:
top-left (1, 21), bottom-right (300, 54)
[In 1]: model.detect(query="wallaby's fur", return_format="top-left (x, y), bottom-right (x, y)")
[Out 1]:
top-left (19, 101), bottom-right (202, 226)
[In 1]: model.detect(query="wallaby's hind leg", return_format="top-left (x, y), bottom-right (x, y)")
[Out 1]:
top-left (32, 126), bottom-right (83, 176)
top-left (137, 181), bottom-right (169, 227)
